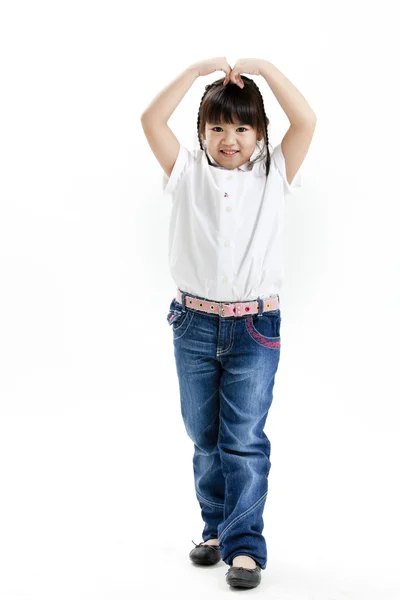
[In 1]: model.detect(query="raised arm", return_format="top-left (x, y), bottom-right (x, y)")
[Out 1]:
top-left (258, 59), bottom-right (317, 185)
top-left (140, 66), bottom-right (199, 178)
top-left (140, 66), bottom-right (199, 124)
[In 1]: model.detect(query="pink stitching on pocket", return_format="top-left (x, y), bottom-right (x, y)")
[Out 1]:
top-left (246, 317), bottom-right (281, 349)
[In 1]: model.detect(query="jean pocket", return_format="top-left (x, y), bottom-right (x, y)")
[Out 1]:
top-left (246, 311), bottom-right (281, 349)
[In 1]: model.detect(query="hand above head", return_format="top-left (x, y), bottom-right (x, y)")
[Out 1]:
top-left (223, 58), bottom-right (264, 88)
top-left (190, 57), bottom-right (264, 90)
top-left (190, 57), bottom-right (243, 90)
top-left (191, 56), bottom-right (233, 81)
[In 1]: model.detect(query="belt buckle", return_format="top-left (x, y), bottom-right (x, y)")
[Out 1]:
top-left (219, 302), bottom-right (229, 317)
top-left (219, 301), bottom-right (242, 317)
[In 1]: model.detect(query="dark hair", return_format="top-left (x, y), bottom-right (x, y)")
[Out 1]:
top-left (197, 75), bottom-right (272, 177)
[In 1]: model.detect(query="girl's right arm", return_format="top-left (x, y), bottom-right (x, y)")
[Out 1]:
top-left (140, 66), bottom-right (199, 178)
top-left (140, 66), bottom-right (200, 125)
top-left (140, 58), bottom-right (232, 124)
top-left (140, 58), bottom-right (232, 178)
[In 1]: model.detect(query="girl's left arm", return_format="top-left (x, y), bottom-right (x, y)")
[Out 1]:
top-left (258, 60), bottom-right (316, 127)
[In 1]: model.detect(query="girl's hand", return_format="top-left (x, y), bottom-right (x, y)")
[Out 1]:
top-left (225, 58), bottom-right (264, 89)
top-left (190, 56), bottom-right (233, 80)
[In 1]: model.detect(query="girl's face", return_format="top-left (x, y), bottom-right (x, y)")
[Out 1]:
top-left (203, 119), bottom-right (263, 169)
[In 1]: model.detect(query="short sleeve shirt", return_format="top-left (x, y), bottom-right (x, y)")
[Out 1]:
top-left (162, 143), bottom-right (302, 302)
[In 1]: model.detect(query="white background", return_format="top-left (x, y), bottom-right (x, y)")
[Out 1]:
top-left (1, 1), bottom-right (399, 598)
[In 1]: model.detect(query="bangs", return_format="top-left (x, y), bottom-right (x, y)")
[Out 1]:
top-left (203, 87), bottom-right (260, 130)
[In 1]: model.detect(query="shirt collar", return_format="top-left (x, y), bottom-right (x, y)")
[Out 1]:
top-left (204, 145), bottom-right (260, 172)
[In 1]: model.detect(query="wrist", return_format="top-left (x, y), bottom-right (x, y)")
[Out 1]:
top-left (258, 59), bottom-right (270, 74)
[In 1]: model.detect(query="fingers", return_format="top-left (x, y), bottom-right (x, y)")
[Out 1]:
top-left (222, 68), bottom-right (244, 88)
top-left (230, 70), bottom-right (244, 88)
top-left (223, 68), bottom-right (231, 86)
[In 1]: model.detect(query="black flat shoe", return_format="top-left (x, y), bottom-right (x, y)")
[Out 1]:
top-left (189, 539), bottom-right (221, 565)
top-left (225, 564), bottom-right (262, 588)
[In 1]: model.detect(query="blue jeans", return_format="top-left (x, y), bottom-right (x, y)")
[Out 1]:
top-left (167, 288), bottom-right (281, 570)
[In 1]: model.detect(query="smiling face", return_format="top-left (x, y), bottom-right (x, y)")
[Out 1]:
top-left (202, 119), bottom-right (264, 169)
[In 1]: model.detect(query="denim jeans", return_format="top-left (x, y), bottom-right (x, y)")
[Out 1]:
top-left (166, 289), bottom-right (281, 570)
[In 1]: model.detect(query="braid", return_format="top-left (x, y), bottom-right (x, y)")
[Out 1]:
top-left (197, 83), bottom-right (220, 158)
top-left (255, 82), bottom-right (271, 177)
top-left (197, 85), bottom-right (211, 152)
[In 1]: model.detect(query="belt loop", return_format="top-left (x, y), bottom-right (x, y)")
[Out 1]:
top-left (257, 296), bottom-right (264, 315)
top-left (179, 289), bottom-right (188, 312)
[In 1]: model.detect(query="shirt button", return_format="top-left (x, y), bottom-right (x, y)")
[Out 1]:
top-left (222, 276), bottom-right (228, 283)
top-left (224, 240), bottom-right (230, 247)
top-left (225, 206), bottom-right (232, 212)
top-left (227, 175), bottom-right (233, 180)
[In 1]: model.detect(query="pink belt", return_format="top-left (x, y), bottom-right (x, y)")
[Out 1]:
top-left (176, 288), bottom-right (280, 318)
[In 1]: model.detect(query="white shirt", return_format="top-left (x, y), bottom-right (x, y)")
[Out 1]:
top-left (162, 142), bottom-right (303, 302)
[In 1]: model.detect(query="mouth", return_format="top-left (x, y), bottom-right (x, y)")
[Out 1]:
top-left (220, 150), bottom-right (239, 157)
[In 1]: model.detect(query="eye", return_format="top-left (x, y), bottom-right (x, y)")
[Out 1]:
top-left (212, 127), bottom-right (248, 132)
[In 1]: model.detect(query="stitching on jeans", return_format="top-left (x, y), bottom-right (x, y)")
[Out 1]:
top-left (173, 310), bottom-right (194, 339)
top-left (245, 317), bottom-right (280, 349)
top-left (216, 317), bottom-right (236, 356)
top-left (218, 490), bottom-right (268, 543)
top-left (196, 489), bottom-right (225, 508)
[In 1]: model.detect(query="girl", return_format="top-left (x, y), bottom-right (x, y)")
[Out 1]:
top-left (141, 57), bottom-right (316, 589)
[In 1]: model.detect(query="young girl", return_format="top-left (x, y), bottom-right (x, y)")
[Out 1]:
top-left (141, 57), bottom-right (316, 589)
